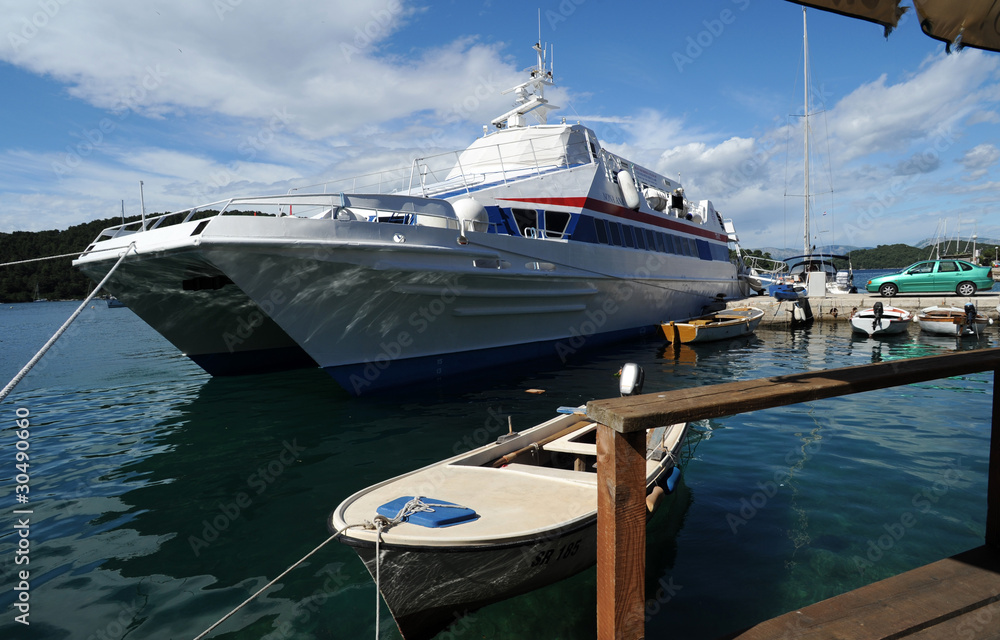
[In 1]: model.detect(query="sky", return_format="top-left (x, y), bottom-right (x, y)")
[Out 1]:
top-left (1, 0), bottom-right (999, 252)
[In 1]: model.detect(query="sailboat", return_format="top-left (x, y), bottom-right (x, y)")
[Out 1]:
top-left (33, 283), bottom-right (47, 302)
top-left (773, 8), bottom-right (855, 301)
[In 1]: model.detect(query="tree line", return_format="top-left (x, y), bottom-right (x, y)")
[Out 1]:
top-left (0, 215), bottom-right (145, 303)
top-left (734, 243), bottom-right (1000, 271)
top-left (3, 219), bottom-right (997, 303)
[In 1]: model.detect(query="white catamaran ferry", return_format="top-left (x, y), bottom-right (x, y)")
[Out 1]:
top-left (74, 41), bottom-right (746, 394)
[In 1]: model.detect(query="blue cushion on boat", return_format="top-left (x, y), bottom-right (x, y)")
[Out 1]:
top-left (376, 496), bottom-right (479, 528)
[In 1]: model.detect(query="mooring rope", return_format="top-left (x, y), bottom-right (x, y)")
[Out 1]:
top-left (0, 243), bottom-right (136, 404)
top-left (0, 244), bottom-right (124, 268)
top-left (191, 527), bottom-right (365, 640)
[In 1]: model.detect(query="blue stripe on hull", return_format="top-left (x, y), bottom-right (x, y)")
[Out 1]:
top-left (188, 346), bottom-right (318, 376)
top-left (324, 325), bottom-right (654, 396)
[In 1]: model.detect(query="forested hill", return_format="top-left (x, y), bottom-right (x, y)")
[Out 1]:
top-left (846, 244), bottom-right (928, 269)
top-left (0, 215), bottom-right (144, 303)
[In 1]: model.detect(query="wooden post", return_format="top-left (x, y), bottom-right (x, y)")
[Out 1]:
top-left (988, 367), bottom-right (999, 549)
top-left (596, 423), bottom-right (647, 640)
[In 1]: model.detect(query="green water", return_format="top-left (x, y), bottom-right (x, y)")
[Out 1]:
top-left (0, 301), bottom-right (995, 638)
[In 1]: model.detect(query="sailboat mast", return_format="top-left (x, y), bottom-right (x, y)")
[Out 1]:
top-left (803, 7), bottom-right (810, 255)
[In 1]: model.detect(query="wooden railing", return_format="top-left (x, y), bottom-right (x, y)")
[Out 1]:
top-left (586, 348), bottom-right (1000, 639)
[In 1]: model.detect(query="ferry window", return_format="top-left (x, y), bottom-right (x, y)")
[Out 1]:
top-left (623, 226), bottom-right (635, 248)
top-left (595, 219), bottom-right (609, 244)
top-left (635, 229), bottom-right (646, 250)
top-left (663, 233), bottom-right (677, 253)
top-left (645, 229), bottom-right (656, 250)
top-left (937, 261), bottom-right (958, 272)
top-left (543, 210), bottom-right (571, 238)
top-left (609, 222), bottom-right (622, 246)
top-left (511, 208), bottom-right (538, 237)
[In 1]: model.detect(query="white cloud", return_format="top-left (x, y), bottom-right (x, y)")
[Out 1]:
top-left (0, 2), bottom-right (521, 139)
top-left (956, 143), bottom-right (1000, 180)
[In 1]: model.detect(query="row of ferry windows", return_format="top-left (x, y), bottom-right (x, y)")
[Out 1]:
top-left (593, 217), bottom-right (703, 257)
top-left (504, 207), bottom-right (725, 261)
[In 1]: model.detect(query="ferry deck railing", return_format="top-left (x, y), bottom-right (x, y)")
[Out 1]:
top-left (585, 348), bottom-right (1000, 639)
top-left (87, 130), bottom-right (597, 243)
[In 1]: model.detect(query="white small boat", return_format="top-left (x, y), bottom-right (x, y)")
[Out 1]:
top-left (916, 304), bottom-right (992, 337)
top-left (850, 302), bottom-right (912, 337)
top-left (330, 365), bottom-right (688, 640)
top-left (662, 307), bottom-right (764, 344)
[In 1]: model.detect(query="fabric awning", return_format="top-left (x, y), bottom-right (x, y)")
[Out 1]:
top-left (912, 0), bottom-right (1000, 53)
top-left (785, 1), bottom-right (908, 35)
top-left (785, 0), bottom-right (1000, 53)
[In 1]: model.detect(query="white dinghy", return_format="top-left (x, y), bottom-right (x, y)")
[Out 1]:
top-left (916, 304), bottom-right (992, 338)
top-left (850, 302), bottom-right (912, 337)
top-left (330, 364), bottom-right (689, 640)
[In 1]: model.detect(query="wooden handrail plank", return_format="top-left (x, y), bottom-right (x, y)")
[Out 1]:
top-left (588, 349), bottom-right (1000, 433)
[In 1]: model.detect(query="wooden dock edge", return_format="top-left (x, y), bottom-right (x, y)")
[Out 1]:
top-left (716, 545), bottom-right (1000, 640)
top-left (587, 349), bottom-right (1000, 639)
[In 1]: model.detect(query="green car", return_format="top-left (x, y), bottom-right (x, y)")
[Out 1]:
top-left (865, 259), bottom-right (995, 297)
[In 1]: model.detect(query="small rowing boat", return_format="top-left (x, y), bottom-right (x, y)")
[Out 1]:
top-left (849, 302), bottom-right (912, 337)
top-left (916, 304), bottom-right (992, 337)
top-left (329, 364), bottom-right (688, 640)
top-left (661, 307), bottom-right (764, 344)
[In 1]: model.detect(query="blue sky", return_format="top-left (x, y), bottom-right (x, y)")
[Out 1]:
top-left (1, 0), bottom-right (998, 251)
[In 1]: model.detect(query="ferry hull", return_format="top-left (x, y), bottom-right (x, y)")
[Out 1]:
top-left (200, 218), bottom-right (739, 394)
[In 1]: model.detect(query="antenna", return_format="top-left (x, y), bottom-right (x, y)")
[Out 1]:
top-left (139, 180), bottom-right (146, 230)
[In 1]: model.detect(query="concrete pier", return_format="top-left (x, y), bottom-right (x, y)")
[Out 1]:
top-left (727, 292), bottom-right (1000, 327)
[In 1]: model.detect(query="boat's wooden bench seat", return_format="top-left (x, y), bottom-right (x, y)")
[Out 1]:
top-left (542, 423), bottom-right (598, 456)
top-left (502, 462), bottom-right (597, 485)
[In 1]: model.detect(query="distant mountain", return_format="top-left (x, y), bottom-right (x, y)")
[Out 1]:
top-left (914, 236), bottom-right (1000, 249)
top-left (745, 245), bottom-right (869, 259)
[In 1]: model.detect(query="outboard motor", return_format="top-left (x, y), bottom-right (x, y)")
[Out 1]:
top-left (964, 303), bottom-right (977, 330)
top-left (872, 301), bottom-right (884, 331)
top-left (619, 363), bottom-right (645, 397)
